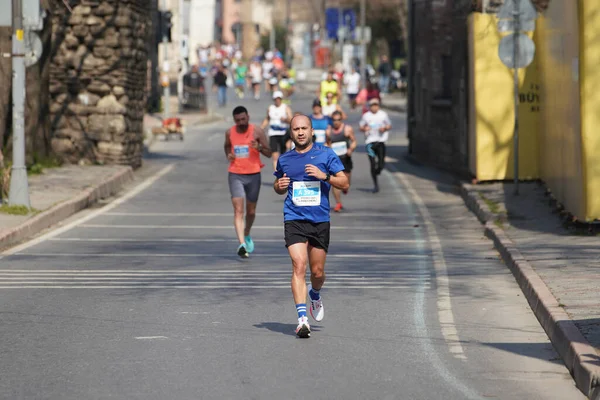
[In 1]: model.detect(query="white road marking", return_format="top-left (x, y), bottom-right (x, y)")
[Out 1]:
top-left (77, 224), bottom-right (418, 230)
top-left (0, 285), bottom-right (428, 289)
top-left (48, 237), bottom-right (418, 244)
top-left (0, 269), bottom-right (426, 275)
top-left (388, 169), bottom-right (466, 360)
top-left (102, 212), bottom-right (407, 217)
top-left (384, 168), bottom-right (478, 399)
top-left (0, 268), bottom-right (430, 289)
top-left (9, 252), bottom-right (427, 259)
top-left (2, 164), bottom-right (176, 256)
top-left (135, 336), bottom-right (168, 340)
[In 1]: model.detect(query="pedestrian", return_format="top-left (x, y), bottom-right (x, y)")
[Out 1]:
top-left (326, 110), bottom-right (357, 212)
top-left (359, 98), bottom-right (392, 193)
top-left (224, 106), bottom-right (273, 258)
top-left (344, 66), bottom-right (361, 109)
top-left (273, 114), bottom-right (349, 338)
top-left (213, 65), bottom-right (229, 107)
top-left (378, 55), bottom-right (391, 95)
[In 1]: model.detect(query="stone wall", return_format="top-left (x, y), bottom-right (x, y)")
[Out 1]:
top-left (407, 0), bottom-right (470, 176)
top-left (49, 0), bottom-right (151, 168)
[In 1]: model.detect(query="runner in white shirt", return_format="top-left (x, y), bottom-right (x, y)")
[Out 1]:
top-left (261, 90), bottom-right (293, 170)
top-left (359, 98), bottom-right (392, 193)
top-left (344, 67), bottom-right (361, 109)
top-left (249, 60), bottom-right (263, 100)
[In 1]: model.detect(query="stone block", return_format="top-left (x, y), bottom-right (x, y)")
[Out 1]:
top-left (51, 138), bottom-right (75, 154)
top-left (87, 81), bottom-right (112, 95)
top-left (112, 86), bottom-right (125, 97)
top-left (73, 5), bottom-right (92, 15)
top-left (64, 34), bottom-right (79, 49)
top-left (93, 46), bottom-right (114, 58)
top-left (97, 95), bottom-right (127, 114)
top-left (72, 25), bottom-right (89, 37)
top-left (95, 2), bottom-right (115, 16)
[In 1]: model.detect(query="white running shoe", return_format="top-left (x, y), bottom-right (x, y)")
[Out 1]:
top-left (295, 316), bottom-right (311, 338)
top-left (307, 284), bottom-right (324, 322)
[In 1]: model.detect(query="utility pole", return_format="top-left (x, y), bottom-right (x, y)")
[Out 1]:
top-left (161, 0), bottom-right (170, 120)
top-left (337, 1), bottom-right (343, 62)
top-left (285, 0), bottom-right (291, 64)
top-left (359, 0), bottom-right (366, 90)
top-left (512, 0), bottom-right (520, 195)
top-left (9, 0), bottom-right (30, 207)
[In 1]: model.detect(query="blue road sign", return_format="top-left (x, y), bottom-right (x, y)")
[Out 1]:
top-left (326, 8), bottom-right (356, 40)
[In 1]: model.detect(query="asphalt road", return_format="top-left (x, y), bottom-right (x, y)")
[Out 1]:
top-left (0, 87), bottom-right (583, 400)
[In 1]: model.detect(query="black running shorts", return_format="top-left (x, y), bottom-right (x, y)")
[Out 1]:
top-left (269, 135), bottom-right (287, 154)
top-left (338, 155), bottom-right (353, 172)
top-left (284, 220), bottom-right (331, 253)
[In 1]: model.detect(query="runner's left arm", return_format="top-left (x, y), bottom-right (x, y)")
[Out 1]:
top-left (252, 126), bottom-right (273, 157)
top-left (283, 105), bottom-right (293, 123)
top-left (346, 126), bottom-right (357, 156)
top-left (305, 153), bottom-right (349, 191)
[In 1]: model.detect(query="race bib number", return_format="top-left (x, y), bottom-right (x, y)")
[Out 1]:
top-left (369, 122), bottom-right (381, 133)
top-left (234, 145), bottom-right (250, 158)
top-left (314, 130), bottom-right (326, 143)
top-left (292, 181), bottom-right (321, 206)
top-left (331, 141), bottom-right (348, 156)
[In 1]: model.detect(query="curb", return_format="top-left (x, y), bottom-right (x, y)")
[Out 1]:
top-left (460, 183), bottom-right (600, 399)
top-left (0, 166), bottom-right (134, 252)
top-left (381, 103), bottom-right (407, 113)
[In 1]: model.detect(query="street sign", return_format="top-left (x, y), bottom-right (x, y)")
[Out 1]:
top-left (24, 30), bottom-right (42, 67)
top-left (498, 18), bottom-right (535, 33)
top-left (498, 33), bottom-right (535, 69)
top-left (325, 8), bottom-right (356, 40)
top-left (497, 0), bottom-right (537, 21)
top-left (22, 0), bottom-right (42, 29)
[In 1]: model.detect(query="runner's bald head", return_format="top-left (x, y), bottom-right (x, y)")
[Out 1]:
top-left (290, 114), bottom-right (312, 129)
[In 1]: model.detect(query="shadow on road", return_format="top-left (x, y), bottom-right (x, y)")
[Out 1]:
top-left (253, 322), bottom-right (322, 336)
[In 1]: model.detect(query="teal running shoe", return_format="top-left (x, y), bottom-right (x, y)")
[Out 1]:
top-left (244, 236), bottom-right (255, 253)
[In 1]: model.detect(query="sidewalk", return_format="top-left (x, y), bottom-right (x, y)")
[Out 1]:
top-left (461, 181), bottom-right (600, 398)
top-left (0, 96), bottom-right (222, 252)
top-left (0, 165), bottom-right (133, 251)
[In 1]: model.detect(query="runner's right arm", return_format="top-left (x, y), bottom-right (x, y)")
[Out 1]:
top-left (223, 129), bottom-right (235, 161)
top-left (261, 110), bottom-right (270, 130)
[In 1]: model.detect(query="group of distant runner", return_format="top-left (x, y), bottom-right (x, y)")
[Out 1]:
top-left (222, 68), bottom-right (393, 338)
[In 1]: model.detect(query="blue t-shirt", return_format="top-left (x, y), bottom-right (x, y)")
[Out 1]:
top-left (274, 144), bottom-right (345, 223)
top-left (311, 115), bottom-right (330, 144)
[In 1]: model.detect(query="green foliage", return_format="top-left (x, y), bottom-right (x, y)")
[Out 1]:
top-left (0, 204), bottom-right (38, 216)
top-left (260, 25), bottom-right (287, 56)
top-left (27, 155), bottom-right (62, 176)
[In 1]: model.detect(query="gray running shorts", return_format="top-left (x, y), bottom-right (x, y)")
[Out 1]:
top-left (228, 172), bottom-right (261, 203)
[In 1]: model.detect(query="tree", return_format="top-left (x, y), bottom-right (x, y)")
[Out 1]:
top-left (260, 25), bottom-right (287, 55)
